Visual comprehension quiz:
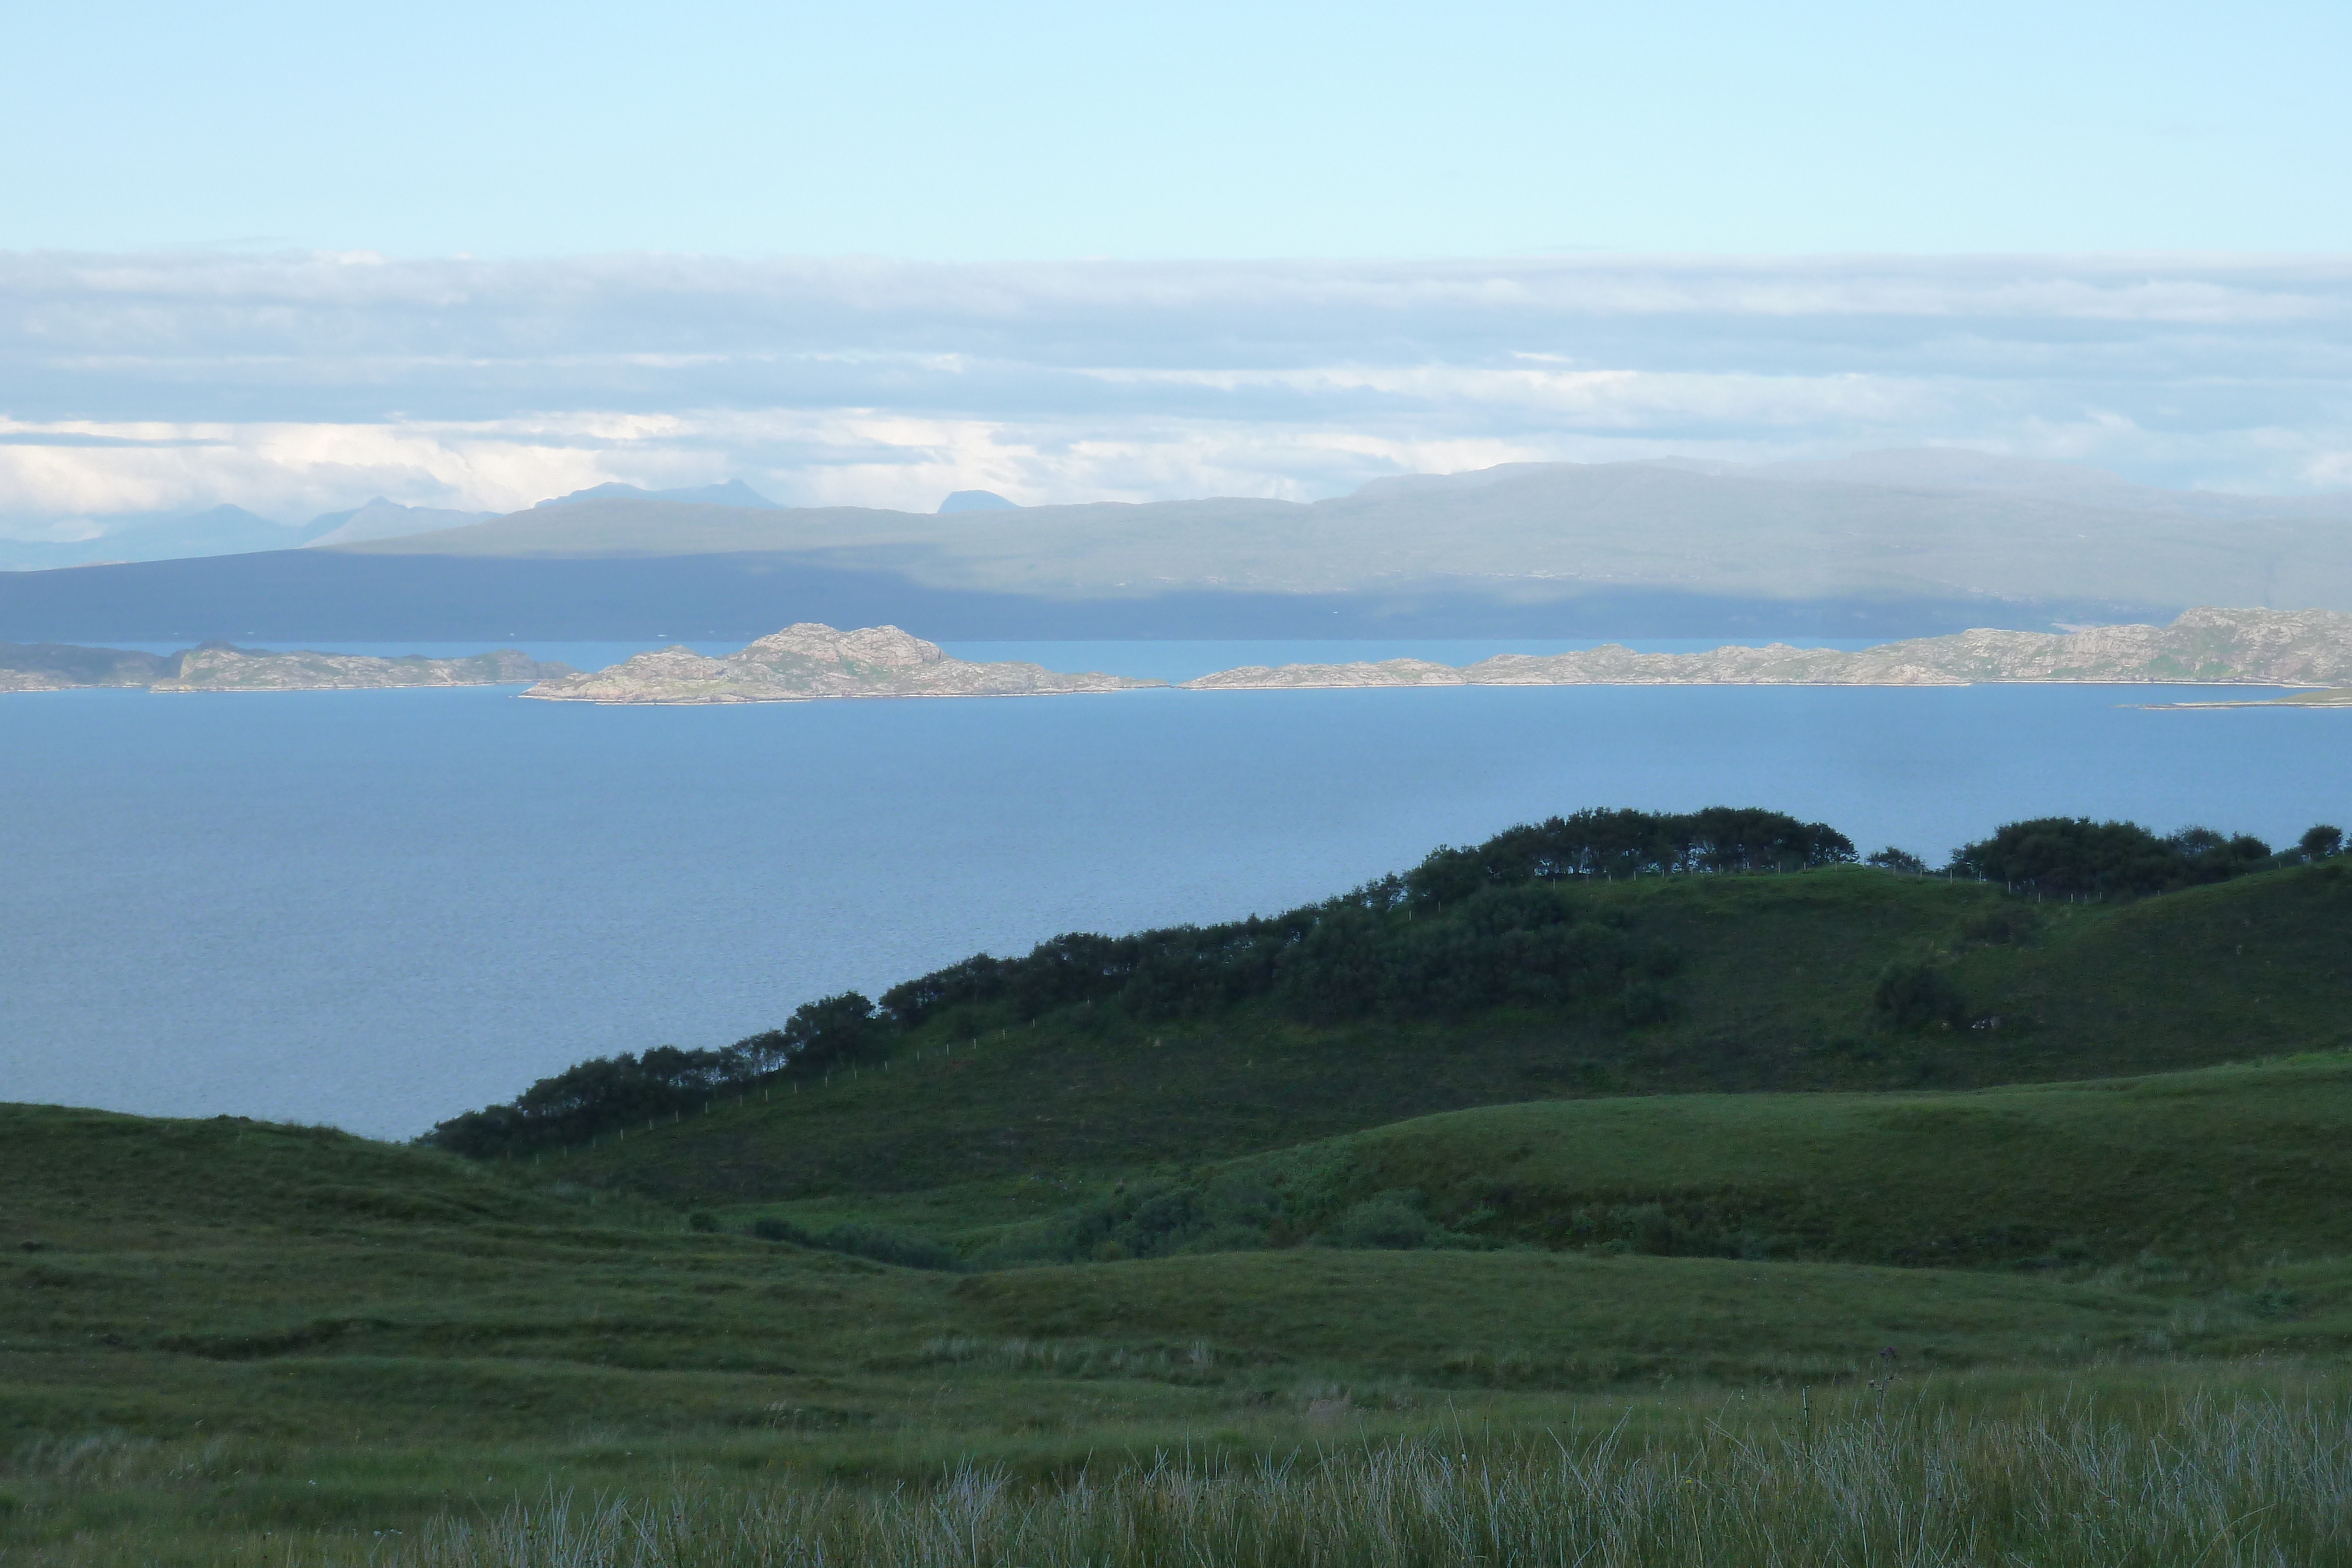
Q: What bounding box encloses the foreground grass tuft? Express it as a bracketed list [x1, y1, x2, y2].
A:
[389, 1394, 2352, 1567]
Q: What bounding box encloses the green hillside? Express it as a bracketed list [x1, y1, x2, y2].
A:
[10, 1081, 2352, 1562]
[15, 811, 2352, 1562]
[1047, 1055, 2352, 1267]
[543, 858, 2352, 1205]
[6, 1091, 2348, 1435]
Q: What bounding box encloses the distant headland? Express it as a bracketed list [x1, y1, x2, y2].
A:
[1181, 607, 2352, 693]
[0, 642, 572, 694]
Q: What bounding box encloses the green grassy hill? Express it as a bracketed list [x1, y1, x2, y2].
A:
[553, 861, 2352, 1205]
[14, 827, 2352, 1562]
[11, 1060, 2352, 1558]
[6, 1092, 2347, 1450]
[1135, 1055, 2352, 1269]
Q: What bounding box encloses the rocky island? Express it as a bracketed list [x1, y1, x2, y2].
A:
[0, 641, 572, 693]
[1183, 607, 2352, 691]
[521, 623, 1162, 703]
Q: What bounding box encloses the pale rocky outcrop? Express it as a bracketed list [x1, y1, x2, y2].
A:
[153, 646, 571, 691]
[522, 623, 1164, 704]
[1181, 608, 2352, 691]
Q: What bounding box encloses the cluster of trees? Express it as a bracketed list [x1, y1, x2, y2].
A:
[425, 990, 882, 1158]
[1402, 807, 1857, 901]
[1943, 817, 2339, 898]
[883, 808, 1843, 1029]
[881, 888, 1677, 1031]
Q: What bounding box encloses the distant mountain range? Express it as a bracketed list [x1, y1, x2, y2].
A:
[4, 452, 2349, 641]
[0, 497, 495, 569]
[0, 484, 793, 571]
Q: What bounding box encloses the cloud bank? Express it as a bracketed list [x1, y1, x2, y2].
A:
[2, 251, 2348, 534]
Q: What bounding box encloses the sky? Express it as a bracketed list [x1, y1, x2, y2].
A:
[3, 0, 2350, 530]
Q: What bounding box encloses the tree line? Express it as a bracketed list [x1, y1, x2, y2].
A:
[423, 805, 2335, 1159]
[1942, 817, 2336, 898]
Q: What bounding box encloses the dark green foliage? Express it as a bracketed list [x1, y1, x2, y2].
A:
[1334, 1192, 1435, 1250]
[1872, 963, 1970, 1031]
[425, 994, 880, 1157]
[425, 1043, 757, 1158]
[1959, 904, 2042, 946]
[1400, 807, 1856, 904]
[995, 1174, 1492, 1265]
[881, 807, 1842, 1031]
[1271, 886, 1679, 1025]
[1017, 1179, 1267, 1264]
[1867, 847, 1929, 874]
[1948, 817, 2274, 897]
[883, 887, 1509, 1031]
[772, 991, 883, 1072]
[2301, 824, 2344, 861]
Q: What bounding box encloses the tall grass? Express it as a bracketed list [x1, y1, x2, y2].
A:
[396, 1395, 2351, 1567]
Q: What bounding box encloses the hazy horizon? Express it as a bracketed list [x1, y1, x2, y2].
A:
[5, 251, 2350, 549]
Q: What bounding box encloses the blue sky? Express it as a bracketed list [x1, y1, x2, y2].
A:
[2, 1, 2348, 527]
[9, 0, 2349, 258]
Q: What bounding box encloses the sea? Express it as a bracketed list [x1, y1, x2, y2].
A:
[5, 636, 2347, 1139]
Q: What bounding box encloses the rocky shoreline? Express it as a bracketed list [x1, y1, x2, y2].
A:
[519, 623, 1160, 704]
[1180, 608, 2352, 691]
[11, 607, 2351, 702]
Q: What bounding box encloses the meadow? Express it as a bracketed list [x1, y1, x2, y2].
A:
[7, 835, 2352, 1562]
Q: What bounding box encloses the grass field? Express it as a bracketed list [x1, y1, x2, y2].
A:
[9, 861, 2352, 1562]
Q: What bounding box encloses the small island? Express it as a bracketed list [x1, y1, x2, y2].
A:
[520, 623, 1161, 703]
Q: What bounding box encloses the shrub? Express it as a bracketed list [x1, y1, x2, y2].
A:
[1948, 817, 2272, 898]
[1872, 963, 1969, 1032]
[1335, 1194, 1433, 1251]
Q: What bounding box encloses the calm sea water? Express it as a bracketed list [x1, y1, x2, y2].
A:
[4, 646, 2346, 1138]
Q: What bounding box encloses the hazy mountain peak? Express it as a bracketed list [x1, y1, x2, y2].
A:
[535, 479, 777, 510]
[302, 498, 495, 549]
[1347, 463, 1575, 500]
[938, 489, 1019, 513]
[0, 503, 300, 571]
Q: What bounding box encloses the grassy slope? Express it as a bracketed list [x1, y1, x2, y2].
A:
[0, 1109, 958, 1430]
[956, 1250, 2175, 1385]
[9, 1068, 2352, 1556]
[564, 862, 2352, 1204]
[1215, 1054, 2352, 1268]
[10, 1095, 2342, 1449]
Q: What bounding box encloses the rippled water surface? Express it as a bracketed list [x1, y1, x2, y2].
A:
[4, 645, 2346, 1136]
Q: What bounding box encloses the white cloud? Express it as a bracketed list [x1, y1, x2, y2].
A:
[1, 250, 2347, 529]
